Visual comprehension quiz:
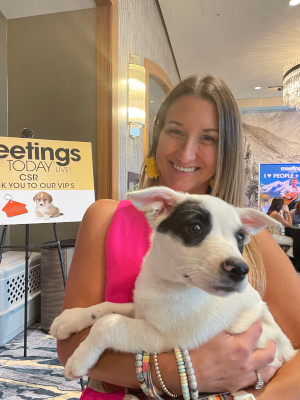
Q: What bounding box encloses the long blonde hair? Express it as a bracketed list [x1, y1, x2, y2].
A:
[140, 75, 266, 296]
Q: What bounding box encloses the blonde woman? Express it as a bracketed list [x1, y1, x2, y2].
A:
[57, 76, 300, 400]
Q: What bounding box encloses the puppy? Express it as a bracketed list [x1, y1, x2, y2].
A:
[33, 191, 61, 220]
[50, 186, 297, 381]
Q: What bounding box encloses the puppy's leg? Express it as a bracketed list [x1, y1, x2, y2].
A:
[50, 302, 134, 340]
[64, 314, 167, 380]
[256, 308, 297, 365]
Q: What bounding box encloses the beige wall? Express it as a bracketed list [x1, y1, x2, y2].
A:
[117, 0, 179, 199]
[7, 9, 97, 247]
[0, 11, 7, 137]
[237, 96, 283, 109]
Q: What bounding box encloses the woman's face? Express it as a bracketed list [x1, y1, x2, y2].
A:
[156, 95, 219, 194]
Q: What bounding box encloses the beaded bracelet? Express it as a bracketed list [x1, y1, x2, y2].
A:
[135, 351, 165, 400]
[181, 348, 199, 400]
[153, 352, 179, 398]
[135, 351, 150, 397]
[174, 347, 190, 400]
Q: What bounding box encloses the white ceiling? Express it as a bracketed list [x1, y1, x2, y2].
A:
[0, 0, 95, 19]
[1, 0, 299, 100]
[158, 0, 300, 99]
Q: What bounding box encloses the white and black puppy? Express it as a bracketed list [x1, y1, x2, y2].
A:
[33, 191, 61, 220]
[50, 186, 297, 380]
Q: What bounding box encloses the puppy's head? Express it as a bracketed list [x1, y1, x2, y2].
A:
[128, 187, 279, 296]
[33, 191, 53, 206]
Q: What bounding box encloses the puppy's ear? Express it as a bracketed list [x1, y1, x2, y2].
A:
[127, 186, 183, 224]
[48, 194, 53, 203]
[235, 208, 280, 243]
[33, 194, 36, 201]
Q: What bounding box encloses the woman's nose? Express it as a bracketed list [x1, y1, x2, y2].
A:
[176, 137, 197, 164]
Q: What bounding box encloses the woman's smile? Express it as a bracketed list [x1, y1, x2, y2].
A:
[171, 162, 199, 173]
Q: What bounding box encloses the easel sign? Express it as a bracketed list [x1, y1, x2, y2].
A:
[0, 137, 95, 225]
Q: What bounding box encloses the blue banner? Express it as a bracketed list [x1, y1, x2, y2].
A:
[259, 163, 300, 213]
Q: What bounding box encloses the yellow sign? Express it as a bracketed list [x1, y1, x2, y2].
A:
[0, 137, 95, 225]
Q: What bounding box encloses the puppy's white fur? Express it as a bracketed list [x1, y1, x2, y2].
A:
[33, 191, 60, 220]
[51, 187, 297, 380]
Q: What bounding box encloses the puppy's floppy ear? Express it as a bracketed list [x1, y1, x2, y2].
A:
[47, 193, 53, 203]
[33, 194, 37, 201]
[127, 186, 183, 224]
[235, 208, 280, 243]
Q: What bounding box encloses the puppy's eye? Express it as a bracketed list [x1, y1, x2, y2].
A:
[236, 230, 245, 242]
[188, 223, 201, 234]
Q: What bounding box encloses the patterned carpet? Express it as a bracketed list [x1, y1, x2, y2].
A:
[0, 324, 86, 399]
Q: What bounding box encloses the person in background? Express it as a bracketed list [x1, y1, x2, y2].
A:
[57, 75, 300, 400]
[291, 200, 300, 226]
[266, 197, 292, 228]
[280, 177, 300, 210]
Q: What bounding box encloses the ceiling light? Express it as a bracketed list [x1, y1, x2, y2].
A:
[289, 0, 300, 6]
[254, 86, 262, 90]
[283, 56, 300, 110]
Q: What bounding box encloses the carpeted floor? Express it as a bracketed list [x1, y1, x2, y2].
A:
[0, 324, 86, 399]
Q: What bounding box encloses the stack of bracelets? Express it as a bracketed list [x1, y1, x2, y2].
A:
[134, 348, 239, 400]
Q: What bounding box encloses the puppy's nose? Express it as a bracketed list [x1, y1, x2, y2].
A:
[222, 258, 249, 282]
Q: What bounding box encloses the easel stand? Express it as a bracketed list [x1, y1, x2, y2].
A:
[0, 223, 66, 357]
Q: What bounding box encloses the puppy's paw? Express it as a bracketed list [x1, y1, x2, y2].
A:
[64, 353, 87, 380]
[49, 308, 92, 340]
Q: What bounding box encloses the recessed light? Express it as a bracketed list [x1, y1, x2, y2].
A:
[254, 86, 262, 90]
[289, 0, 300, 6]
[150, 100, 155, 103]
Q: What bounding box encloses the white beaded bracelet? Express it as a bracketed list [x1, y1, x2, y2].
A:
[181, 347, 199, 400]
[153, 352, 179, 398]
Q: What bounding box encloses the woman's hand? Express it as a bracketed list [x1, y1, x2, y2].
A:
[190, 320, 279, 394]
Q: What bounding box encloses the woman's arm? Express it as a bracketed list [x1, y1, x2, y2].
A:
[245, 229, 300, 399]
[270, 211, 292, 227]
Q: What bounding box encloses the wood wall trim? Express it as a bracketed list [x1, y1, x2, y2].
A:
[144, 58, 173, 157]
[96, 0, 118, 200]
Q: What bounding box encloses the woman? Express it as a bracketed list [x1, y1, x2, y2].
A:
[266, 197, 292, 228]
[57, 75, 300, 399]
[291, 200, 300, 226]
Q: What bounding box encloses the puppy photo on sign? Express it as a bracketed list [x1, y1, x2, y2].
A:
[33, 191, 62, 220]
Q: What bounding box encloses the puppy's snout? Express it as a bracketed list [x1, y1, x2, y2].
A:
[222, 258, 249, 282]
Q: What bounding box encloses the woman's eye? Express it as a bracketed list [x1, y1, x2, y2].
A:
[169, 129, 184, 137]
[198, 135, 216, 145]
[188, 223, 201, 234]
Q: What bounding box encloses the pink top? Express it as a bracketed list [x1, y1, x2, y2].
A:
[80, 201, 152, 400]
[104, 200, 152, 302]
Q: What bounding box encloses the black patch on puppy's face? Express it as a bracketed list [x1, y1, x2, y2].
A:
[157, 200, 212, 246]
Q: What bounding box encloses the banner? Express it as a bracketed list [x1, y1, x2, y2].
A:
[0, 137, 95, 225]
[259, 163, 300, 213]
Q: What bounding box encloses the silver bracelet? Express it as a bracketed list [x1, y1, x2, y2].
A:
[153, 352, 179, 398]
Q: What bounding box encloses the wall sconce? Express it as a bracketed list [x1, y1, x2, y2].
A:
[128, 56, 146, 138]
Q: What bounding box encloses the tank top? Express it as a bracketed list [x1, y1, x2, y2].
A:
[81, 201, 152, 400]
[104, 200, 152, 302]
